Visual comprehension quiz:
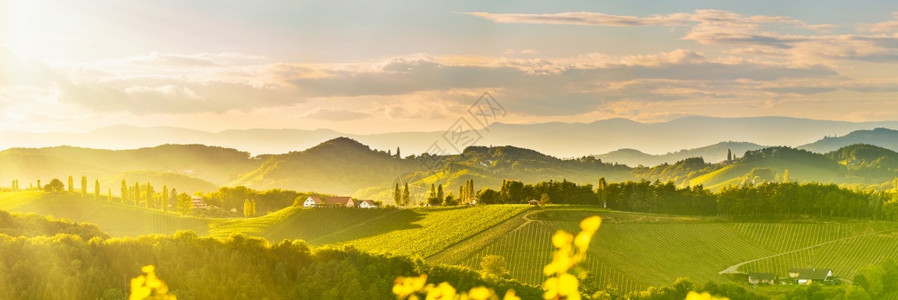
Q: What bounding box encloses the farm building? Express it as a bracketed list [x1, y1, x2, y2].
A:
[747, 273, 775, 285]
[191, 196, 208, 209]
[347, 199, 379, 208]
[302, 196, 324, 207]
[788, 268, 833, 285]
[303, 195, 355, 208]
[528, 199, 539, 206]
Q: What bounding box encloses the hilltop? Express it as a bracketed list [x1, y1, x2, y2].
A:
[801, 127, 898, 153]
[596, 141, 765, 167]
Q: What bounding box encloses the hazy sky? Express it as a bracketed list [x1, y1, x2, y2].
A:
[3, 0, 898, 134]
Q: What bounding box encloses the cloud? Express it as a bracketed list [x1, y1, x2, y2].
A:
[465, 11, 690, 27]
[465, 9, 820, 29]
[302, 108, 369, 121]
[861, 12, 898, 33]
[25, 49, 841, 118]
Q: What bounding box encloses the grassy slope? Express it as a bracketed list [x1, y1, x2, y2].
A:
[209, 204, 532, 259]
[0, 191, 209, 236]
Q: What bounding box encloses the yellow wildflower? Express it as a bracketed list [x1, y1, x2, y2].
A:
[685, 291, 729, 300]
[467, 286, 493, 300]
[579, 216, 601, 233]
[425, 282, 457, 300]
[502, 290, 521, 300]
[552, 231, 574, 248]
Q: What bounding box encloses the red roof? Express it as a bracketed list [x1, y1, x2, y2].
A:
[307, 195, 324, 204]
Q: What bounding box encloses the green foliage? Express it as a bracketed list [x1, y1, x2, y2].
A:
[0, 232, 540, 299]
[176, 193, 193, 215]
[80, 175, 87, 198]
[480, 255, 510, 279]
[243, 199, 256, 217]
[44, 178, 64, 192]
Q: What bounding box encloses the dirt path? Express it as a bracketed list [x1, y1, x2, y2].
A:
[510, 209, 544, 232]
[719, 229, 892, 274]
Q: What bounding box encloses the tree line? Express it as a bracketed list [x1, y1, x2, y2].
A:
[475, 178, 898, 220]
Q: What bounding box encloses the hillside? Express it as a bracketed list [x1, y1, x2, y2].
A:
[100, 170, 219, 195]
[427, 206, 898, 293]
[230, 137, 419, 195]
[826, 144, 898, 182]
[0, 209, 108, 239]
[0, 144, 259, 188]
[688, 147, 847, 189]
[596, 141, 765, 167]
[0, 191, 209, 237]
[801, 127, 898, 153]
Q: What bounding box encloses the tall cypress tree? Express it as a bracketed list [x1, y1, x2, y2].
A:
[133, 182, 141, 206]
[162, 185, 169, 212]
[80, 176, 87, 198]
[94, 179, 100, 200]
[67, 176, 74, 193]
[121, 180, 128, 204]
[402, 183, 410, 207]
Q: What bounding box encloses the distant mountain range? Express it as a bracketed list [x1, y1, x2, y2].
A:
[4, 130, 898, 203]
[3, 116, 898, 158]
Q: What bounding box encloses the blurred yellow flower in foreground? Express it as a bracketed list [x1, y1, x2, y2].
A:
[129, 265, 176, 300]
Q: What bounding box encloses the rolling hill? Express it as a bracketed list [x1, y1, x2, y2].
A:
[0, 144, 258, 189]
[6, 137, 898, 205]
[687, 147, 847, 189]
[595, 141, 765, 167]
[4, 116, 898, 158]
[0, 191, 209, 237]
[801, 127, 898, 153]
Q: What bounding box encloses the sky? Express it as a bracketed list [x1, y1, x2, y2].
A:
[3, 0, 898, 134]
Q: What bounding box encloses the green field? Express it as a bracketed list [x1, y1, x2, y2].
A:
[3, 190, 898, 294]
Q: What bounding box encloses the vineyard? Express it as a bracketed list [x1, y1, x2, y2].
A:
[430, 207, 898, 293]
[739, 227, 898, 280]
[3, 190, 898, 293]
[325, 205, 531, 257]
